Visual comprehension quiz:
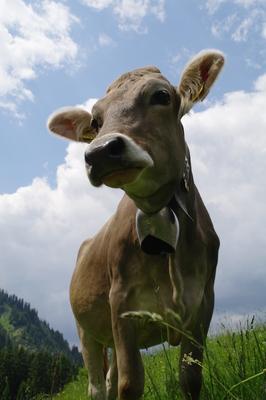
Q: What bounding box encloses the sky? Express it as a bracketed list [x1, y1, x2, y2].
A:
[0, 0, 266, 346]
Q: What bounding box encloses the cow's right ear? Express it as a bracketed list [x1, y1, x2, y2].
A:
[47, 107, 96, 142]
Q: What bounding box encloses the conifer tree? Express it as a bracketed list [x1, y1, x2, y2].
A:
[17, 380, 31, 400]
[2, 378, 11, 400]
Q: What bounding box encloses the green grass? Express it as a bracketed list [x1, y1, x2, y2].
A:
[55, 318, 266, 400]
[52, 369, 88, 400]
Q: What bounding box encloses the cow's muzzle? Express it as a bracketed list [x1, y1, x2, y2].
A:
[84, 133, 153, 188]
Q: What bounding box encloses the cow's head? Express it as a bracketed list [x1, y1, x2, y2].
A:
[48, 50, 224, 214]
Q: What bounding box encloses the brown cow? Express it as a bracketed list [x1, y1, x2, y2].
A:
[48, 50, 224, 400]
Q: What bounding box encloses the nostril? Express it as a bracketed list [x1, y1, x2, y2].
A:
[84, 136, 125, 166]
[84, 150, 93, 166]
[107, 137, 125, 157]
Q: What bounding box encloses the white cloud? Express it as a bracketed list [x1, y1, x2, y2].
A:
[245, 58, 262, 69]
[0, 141, 122, 345]
[170, 47, 194, 77]
[211, 13, 237, 38]
[0, 0, 79, 115]
[231, 10, 260, 41]
[81, 98, 98, 111]
[150, 0, 165, 22]
[254, 73, 266, 90]
[82, 0, 165, 32]
[82, 0, 114, 9]
[205, 0, 226, 14]
[206, 0, 265, 14]
[183, 73, 266, 316]
[234, 0, 266, 7]
[98, 32, 115, 46]
[205, 0, 266, 43]
[1, 75, 266, 343]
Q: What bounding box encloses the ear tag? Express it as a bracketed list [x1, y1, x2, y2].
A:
[191, 83, 204, 102]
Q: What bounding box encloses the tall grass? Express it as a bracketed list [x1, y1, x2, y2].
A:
[201, 317, 266, 400]
[55, 316, 266, 400]
[53, 369, 88, 400]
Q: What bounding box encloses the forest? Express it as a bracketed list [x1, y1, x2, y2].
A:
[0, 290, 82, 400]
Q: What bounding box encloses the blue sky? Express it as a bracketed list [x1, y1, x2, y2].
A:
[2, 0, 264, 193]
[1, 0, 266, 345]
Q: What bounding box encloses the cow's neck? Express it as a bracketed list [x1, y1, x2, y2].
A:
[136, 143, 197, 255]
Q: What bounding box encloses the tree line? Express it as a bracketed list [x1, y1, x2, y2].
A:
[0, 343, 79, 400]
[0, 289, 82, 365]
[0, 289, 83, 399]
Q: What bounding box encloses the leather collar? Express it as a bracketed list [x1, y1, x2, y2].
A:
[169, 143, 194, 222]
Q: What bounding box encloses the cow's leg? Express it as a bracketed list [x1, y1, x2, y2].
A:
[179, 333, 204, 400]
[106, 350, 118, 400]
[179, 275, 215, 400]
[110, 291, 144, 400]
[78, 325, 106, 400]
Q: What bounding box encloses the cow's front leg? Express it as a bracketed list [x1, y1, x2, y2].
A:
[179, 334, 204, 400]
[106, 350, 118, 400]
[110, 289, 144, 400]
[179, 275, 215, 400]
[77, 324, 106, 400]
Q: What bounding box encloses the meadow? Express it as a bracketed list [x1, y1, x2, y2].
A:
[54, 316, 266, 400]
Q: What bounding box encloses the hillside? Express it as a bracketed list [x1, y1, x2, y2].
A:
[0, 289, 82, 365]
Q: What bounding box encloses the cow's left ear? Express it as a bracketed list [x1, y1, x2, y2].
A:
[47, 107, 96, 142]
[178, 50, 225, 117]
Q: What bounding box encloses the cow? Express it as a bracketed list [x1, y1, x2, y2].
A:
[47, 50, 224, 400]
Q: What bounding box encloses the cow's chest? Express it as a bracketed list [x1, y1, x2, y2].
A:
[108, 205, 209, 347]
[117, 252, 204, 347]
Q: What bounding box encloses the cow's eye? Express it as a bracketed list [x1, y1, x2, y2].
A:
[150, 90, 171, 106]
[90, 117, 102, 133]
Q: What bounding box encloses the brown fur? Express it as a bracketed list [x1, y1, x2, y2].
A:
[107, 66, 161, 93]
